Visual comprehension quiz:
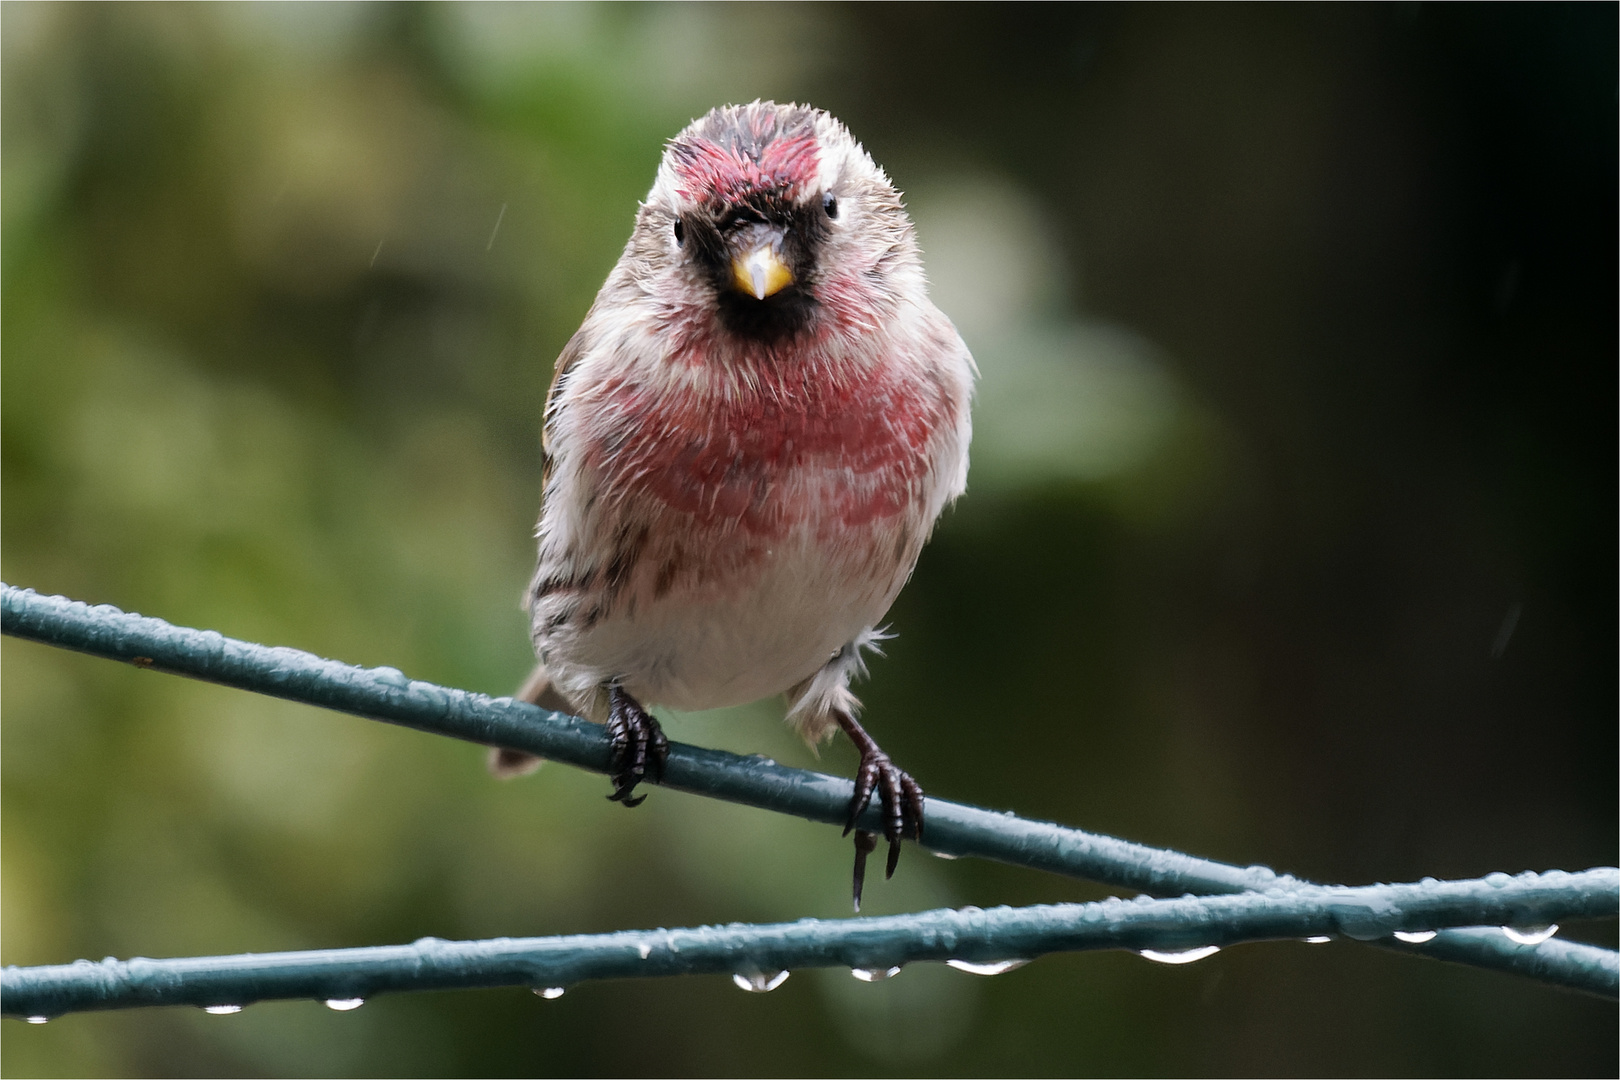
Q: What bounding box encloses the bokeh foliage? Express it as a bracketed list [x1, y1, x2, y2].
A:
[2, 4, 1614, 1076]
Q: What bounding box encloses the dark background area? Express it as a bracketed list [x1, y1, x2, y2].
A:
[3, 3, 1614, 1076]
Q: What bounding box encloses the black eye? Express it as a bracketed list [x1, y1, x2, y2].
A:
[673, 219, 685, 244]
[822, 192, 839, 220]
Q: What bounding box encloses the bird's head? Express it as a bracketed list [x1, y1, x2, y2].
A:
[633, 102, 918, 345]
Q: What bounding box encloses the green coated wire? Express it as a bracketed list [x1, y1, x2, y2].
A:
[4, 868, 1616, 1018]
[2, 583, 1615, 1001]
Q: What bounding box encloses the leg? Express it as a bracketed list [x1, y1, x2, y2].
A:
[836, 709, 925, 911]
[606, 685, 668, 807]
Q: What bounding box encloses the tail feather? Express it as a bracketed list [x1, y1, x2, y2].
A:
[486, 663, 579, 779]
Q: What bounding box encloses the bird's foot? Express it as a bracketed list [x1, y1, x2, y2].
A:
[606, 686, 668, 807]
[836, 711, 924, 911]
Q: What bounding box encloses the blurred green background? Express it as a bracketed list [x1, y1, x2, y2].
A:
[3, 3, 1615, 1076]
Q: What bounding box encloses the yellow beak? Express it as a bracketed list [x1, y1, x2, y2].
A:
[730, 244, 794, 299]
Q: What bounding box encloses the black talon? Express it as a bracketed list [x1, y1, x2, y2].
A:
[605, 686, 667, 807]
[835, 710, 924, 907]
[852, 829, 878, 911]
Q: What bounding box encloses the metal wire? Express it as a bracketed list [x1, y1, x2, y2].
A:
[3, 583, 1616, 1001]
[4, 869, 1615, 1018]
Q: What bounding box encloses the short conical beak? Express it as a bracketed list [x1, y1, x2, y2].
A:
[731, 244, 794, 299]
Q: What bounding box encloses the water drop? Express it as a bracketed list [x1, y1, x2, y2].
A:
[533, 987, 566, 1000]
[25, 1016, 48, 1025]
[732, 970, 790, 993]
[371, 666, 410, 689]
[204, 1005, 243, 1015]
[1502, 924, 1559, 945]
[1139, 946, 1221, 965]
[1485, 872, 1512, 888]
[637, 942, 653, 959]
[324, 998, 365, 1011]
[931, 850, 961, 860]
[850, 966, 902, 982]
[1303, 936, 1332, 944]
[1393, 930, 1437, 944]
[945, 959, 1029, 976]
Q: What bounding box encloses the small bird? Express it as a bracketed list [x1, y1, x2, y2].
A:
[492, 102, 975, 909]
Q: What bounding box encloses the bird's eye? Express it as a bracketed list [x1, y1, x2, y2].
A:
[673, 219, 685, 245]
[822, 193, 839, 220]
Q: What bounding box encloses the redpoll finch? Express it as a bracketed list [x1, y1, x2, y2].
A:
[491, 102, 975, 909]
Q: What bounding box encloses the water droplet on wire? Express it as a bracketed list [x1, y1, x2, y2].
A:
[324, 998, 365, 1011]
[25, 1016, 48, 1025]
[851, 966, 902, 982]
[1502, 924, 1558, 945]
[1393, 930, 1437, 944]
[945, 959, 1028, 976]
[732, 970, 790, 993]
[533, 987, 566, 1000]
[204, 1005, 243, 1015]
[1139, 946, 1221, 965]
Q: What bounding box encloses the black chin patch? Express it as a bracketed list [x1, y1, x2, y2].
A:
[678, 192, 828, 345]
[715, 285, 817, 343]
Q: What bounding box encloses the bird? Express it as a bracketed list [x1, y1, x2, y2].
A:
[490, 101, 975, 910]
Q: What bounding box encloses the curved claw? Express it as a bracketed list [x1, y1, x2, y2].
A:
[852, 829, 878, 912]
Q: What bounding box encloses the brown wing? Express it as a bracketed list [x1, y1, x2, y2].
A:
[526, 327, 591, 616]
[540, 327, 589, 488]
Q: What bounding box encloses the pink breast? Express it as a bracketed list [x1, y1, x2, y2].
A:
[587, 351, 946, 539]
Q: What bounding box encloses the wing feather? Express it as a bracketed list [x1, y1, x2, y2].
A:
[540, 327, 589, 487]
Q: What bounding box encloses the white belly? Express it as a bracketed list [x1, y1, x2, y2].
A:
[552, 524, 906, 712]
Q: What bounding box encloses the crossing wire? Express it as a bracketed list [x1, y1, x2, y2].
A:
[2, 583, 1615, 1004]
[5, 869, 1616, 1017]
